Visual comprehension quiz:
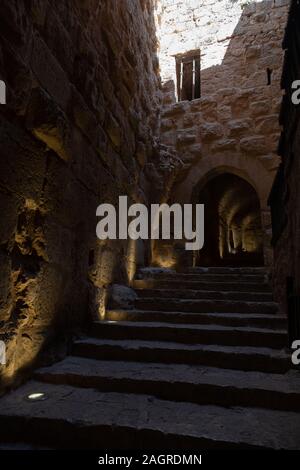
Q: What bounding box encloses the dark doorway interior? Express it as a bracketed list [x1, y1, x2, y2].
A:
[197, 173, 264, 266]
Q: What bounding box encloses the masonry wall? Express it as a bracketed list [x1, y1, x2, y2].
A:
[270, 0, 300, 314]
[0, 0, 161, 388]
[156, 0, 289, 266]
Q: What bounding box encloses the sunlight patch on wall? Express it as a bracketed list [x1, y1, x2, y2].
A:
[157, 0, 267, 83]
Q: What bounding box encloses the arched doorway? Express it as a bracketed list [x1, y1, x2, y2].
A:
[196, 173, 264, 266]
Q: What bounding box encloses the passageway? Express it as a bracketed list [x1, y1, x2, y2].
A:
[196, 173, 264, 267]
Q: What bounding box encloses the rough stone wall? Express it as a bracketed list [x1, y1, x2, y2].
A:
[271, 0, 300, 313]
[0, 0, 161, 389]
[156, 0, 289, 266]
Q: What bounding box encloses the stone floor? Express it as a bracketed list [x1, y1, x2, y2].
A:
[0, 267, 300, 449]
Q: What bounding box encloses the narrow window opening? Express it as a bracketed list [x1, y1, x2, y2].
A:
[176, 50, 201, 101]
[267, 68, 273, 86]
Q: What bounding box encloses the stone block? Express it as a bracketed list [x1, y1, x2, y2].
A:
[240, 136, 267, 155]
[26, 87, 70, 162]
[259, 154, 281, 171]
[176, 130, 197, 145]
[1, 44, 33, 115]
[136, 141, 147, 167]
[250, 100, 271, 117]
[273, 0, 290, 7]
[71, 85, 100, 146]
[105, 112, 122, 150]
[256, 115, 279, 134]
[0, 114, 47, 199]
[245, 46, 262, 60]
[189, 143, 202, 157]
[161, 118, 174, 131]
[44, 9, 75, 77]
[199, 122, 223, 141]
[228, 119, 252, 137]
[30, 34, 71, 111]
[0, 0, 32, 53]
[217, 105, 232, 122]
[162, 101, 190, 117]
[108, 284, 137, 309]
[30, 0, 49, 28]
[0, 191, 19, 244]
[212, 138, 237, 152]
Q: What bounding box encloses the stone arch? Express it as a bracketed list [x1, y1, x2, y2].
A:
[172, 155, 275, 210]
[171, 156, 275, 267]
[191, 166, 260, 205]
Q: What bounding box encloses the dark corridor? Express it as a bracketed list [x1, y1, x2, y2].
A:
[196, 173, 264, 267]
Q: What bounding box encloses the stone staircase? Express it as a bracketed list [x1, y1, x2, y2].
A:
[1, 267, 300, 449]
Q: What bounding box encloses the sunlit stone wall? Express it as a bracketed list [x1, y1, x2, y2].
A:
[156, 0, 289, 266]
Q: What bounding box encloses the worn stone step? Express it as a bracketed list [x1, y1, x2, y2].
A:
[134, 288, 274, 302]
[1, 381, 299, 449]
[91, 321, 286, 349]
[72, 337, 290, 373]
[106, 310, 287, 329]
[135, 298, 278, 314]
[184, 267, 267, 275]
[138, 267, 267, 275]
[0, 443, 52, 450]
[133, 279, 272, 292]
[137, 272, 266, 283]
[34, 357, 300, 412]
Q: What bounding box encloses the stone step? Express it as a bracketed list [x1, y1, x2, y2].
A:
[133, 279, 272, 292]
[137, 272, 266, 283]
[184, 267, 267, 274]
[134, 298, 278, 314]
[34, 356, 300, 412]
[0, 443, 52, 450]
[134, 288, 274, 302]
[90, 321, 286, 349]
[138, 267, 267, 276]
[72, 337, 290, 373]
[106, 310, 287, 329]
[1, 381, 299, 449]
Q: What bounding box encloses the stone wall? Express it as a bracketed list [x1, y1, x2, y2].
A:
[0, 0, 161, 389]
[156, 0, 289, 266]
[270, 0, 300, 314]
